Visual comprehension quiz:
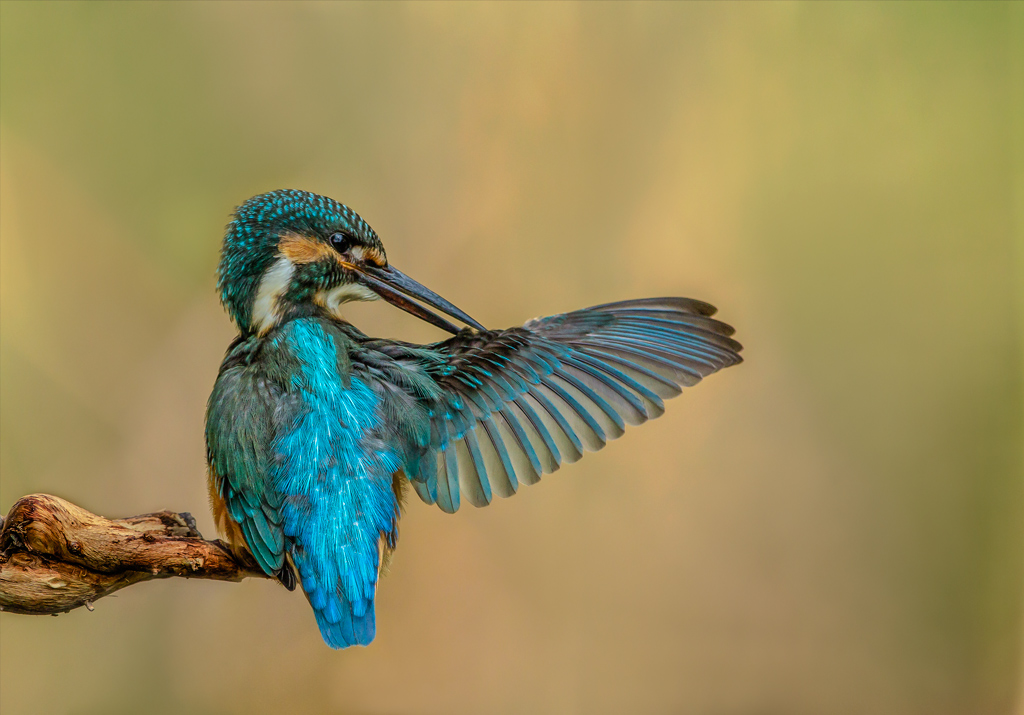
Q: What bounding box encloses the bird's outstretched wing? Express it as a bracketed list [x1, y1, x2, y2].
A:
[408, 297, 743, 513]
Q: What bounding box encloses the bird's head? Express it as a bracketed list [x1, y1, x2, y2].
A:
[218, 190, 483, 336]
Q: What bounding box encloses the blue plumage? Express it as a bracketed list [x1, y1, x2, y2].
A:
[276, 320, 400, 647]
[206, 191, 743, 648]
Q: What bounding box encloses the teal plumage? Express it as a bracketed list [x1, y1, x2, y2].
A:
[206, 190, 743, 648]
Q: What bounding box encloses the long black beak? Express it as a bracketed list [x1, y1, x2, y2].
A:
[355, 264, 486, 335]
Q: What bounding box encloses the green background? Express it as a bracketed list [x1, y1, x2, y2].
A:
[1, 3, 1021, 714]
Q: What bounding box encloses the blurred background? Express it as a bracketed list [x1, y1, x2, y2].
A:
[1, 3, 1021, 714]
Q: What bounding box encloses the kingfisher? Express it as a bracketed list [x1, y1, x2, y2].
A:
[206, 189, 742, 649]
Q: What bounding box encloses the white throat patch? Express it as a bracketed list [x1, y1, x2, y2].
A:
[315, 282, 379, 320]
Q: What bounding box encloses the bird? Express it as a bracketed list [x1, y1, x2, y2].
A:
[206, 189, 743, 649]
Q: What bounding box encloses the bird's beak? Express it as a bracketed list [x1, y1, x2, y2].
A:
[352, 263, 486, 335]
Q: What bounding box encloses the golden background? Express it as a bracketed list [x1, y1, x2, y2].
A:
[1, 3, 1021, 714]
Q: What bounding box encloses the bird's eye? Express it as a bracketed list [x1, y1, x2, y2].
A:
[329, 232, 354, 253]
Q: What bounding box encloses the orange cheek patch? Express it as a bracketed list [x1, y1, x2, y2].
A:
[278, 233, 337, 265]
[363, 247, 386, 267]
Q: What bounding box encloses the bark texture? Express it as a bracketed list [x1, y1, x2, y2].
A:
[0, 494, 267, 615]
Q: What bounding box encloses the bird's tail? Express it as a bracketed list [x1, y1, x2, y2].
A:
[290, 544, 378, 649]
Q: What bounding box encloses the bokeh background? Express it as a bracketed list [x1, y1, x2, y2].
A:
[1, 3, 1021, 714]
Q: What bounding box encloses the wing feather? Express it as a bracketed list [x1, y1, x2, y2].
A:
[408, 298, 742, 511]
[206, 364, 287, 575]
[479, 417, 519, 498]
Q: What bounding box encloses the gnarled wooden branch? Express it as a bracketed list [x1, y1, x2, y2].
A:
[0, 494, 268, 615]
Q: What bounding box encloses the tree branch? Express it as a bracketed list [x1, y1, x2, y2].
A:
[0, 494, 268, 615]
